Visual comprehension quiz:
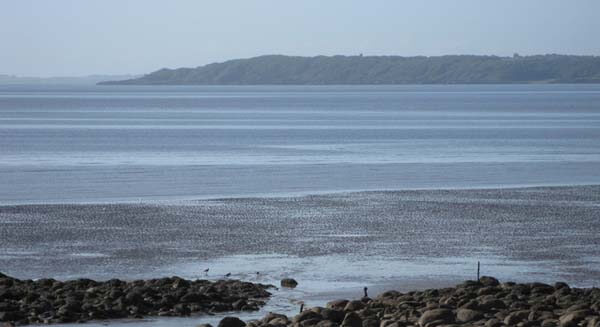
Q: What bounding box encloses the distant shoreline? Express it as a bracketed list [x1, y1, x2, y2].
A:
[99, 54, 600, 85]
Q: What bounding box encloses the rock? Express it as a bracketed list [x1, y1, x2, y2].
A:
[456, 308, 483, 322]
[281, 279, 298, 288]
[478, 286, 500, 296]
[565, 303, 590, 313]
[0, 312, 24, 322]
[316, 321, 339, 327]
[587, 317, 600, 327]
[541, 319, 559, 327]
[341, 312, 362, 327]
[418, 309, 454, 326]
[344, 300, 365, 311]
[218, 317, 246, 327]
[293, 311, 323, 324]
[378, 291, 401, 299]
[479, 298, 507, 311]
[270, 318, 290, 326]
[459, 299, 479, 310]
[362, 318, 379, 327]
[313, 308, 345, 323]
[558, 310, 589, 327]
[504, 310, 530, 325]
[381, 322, 404, 327]
[485, 318, 503, 327]
[479, 276, 500, 287]
[327, 300, 350, 310]
[262, 312, 289, 324]
[301, 318, 323, 327]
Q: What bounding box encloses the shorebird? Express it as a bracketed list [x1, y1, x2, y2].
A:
[203, 268, 209, 274]
[362, 287, 372, 303]
[225, 272, 231, 278]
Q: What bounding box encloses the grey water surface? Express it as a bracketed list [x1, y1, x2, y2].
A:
[1, 85, 600, 326]
[1, 84, 600, 204]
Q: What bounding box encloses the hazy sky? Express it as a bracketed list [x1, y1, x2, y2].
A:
[2, 0, 600, 77]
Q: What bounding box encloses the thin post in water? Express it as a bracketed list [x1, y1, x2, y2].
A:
[477, 261, 480, 280]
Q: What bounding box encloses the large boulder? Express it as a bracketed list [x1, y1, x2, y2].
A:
[558, 310, 589, 327]
[418, 308, 454, 326]
[343, 300, 365, 311]
[327, 300, 349, 310]
[281, 279, 298, 288]
[218, 317, 246, 327]
[479, 276, 500, 287]
[456, 308, 483, 323]
[341, 312, 362, 327]
[503, 310, 530, 325]
[293, 310, 323, 324]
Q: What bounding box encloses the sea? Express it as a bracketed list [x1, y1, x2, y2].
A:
[1, 84, 600, 326]
[1, 84, 600, 204]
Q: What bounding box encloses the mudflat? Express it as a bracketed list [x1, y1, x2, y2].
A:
[1, 185, 599, 286]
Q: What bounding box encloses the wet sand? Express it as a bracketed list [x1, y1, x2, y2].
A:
[1, 186, 600, 325]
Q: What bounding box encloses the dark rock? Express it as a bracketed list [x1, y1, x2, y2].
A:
[293, 310, 323, 323]
[504, 310, 530, 325]
[341, 312, 362, 327]
[0, 312, 24, 322]
[218, 317, 246, 327]
[485, 318, 503, 327]
[417, 309, 454, 326]
[320, 309, 345, 323]
[327, 300, 350, 310]
[565, 303, 590, 313]
[316, 320, 339, 327]
[479, 276, 500, 287]
[479, 298, 507, 311]
[181, 292, 206, 303]
[558, 310, 589, 327]
[301, 318, 323, 327]
[281, 279, 298, 288]
[456, 308, 483, 322]
[344, 301, 365, 311]
[541, 319, 559, 327]
[262, 312, 289, 324]
[361, 318, 379, 327]
[587, 317, 600, 327]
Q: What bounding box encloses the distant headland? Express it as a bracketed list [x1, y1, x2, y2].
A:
[99, 54, 600, 85]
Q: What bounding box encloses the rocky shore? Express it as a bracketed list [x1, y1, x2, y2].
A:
[218, 276, 599, 327]
[0, 272, 272, 325]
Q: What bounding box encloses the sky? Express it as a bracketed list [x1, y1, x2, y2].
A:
[1, 0, 600, 77]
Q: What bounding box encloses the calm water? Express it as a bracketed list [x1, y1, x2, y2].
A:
[1, 84, 600, 204]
